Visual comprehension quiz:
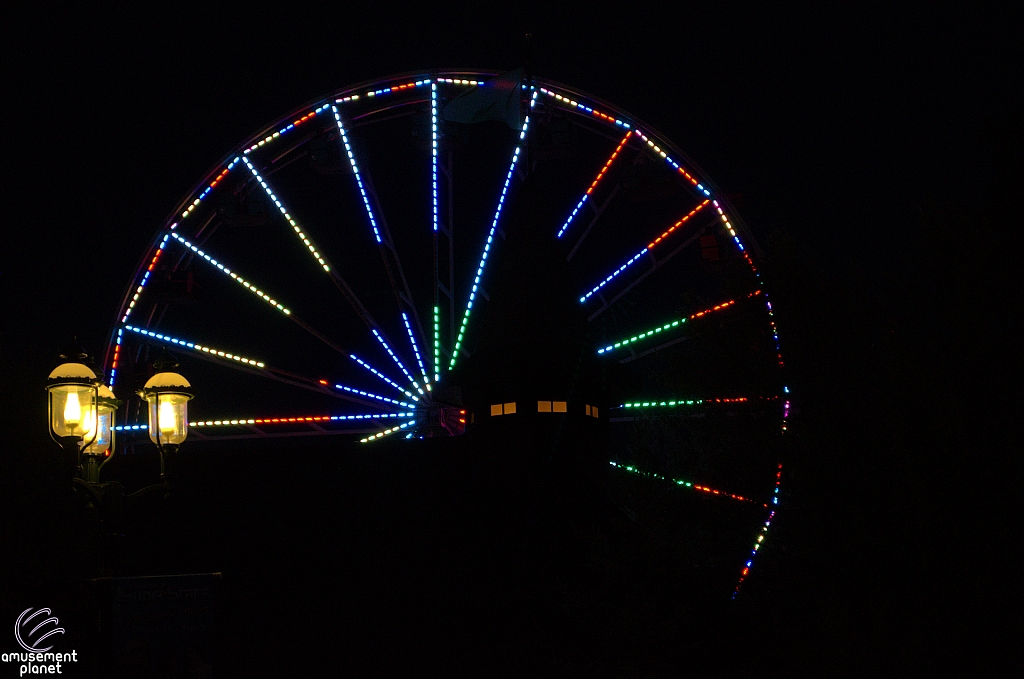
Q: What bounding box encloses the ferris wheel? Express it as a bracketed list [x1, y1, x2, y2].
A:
[104, 70, 789, 597]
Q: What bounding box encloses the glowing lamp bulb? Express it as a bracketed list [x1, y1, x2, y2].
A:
[80, 406, 95, 437]
[64, 391, 82, 428]
[158, 400, 176, 433]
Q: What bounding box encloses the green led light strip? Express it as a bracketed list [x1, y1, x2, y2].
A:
[597, 291, 762, 355]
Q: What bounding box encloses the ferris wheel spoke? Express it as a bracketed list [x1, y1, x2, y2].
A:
[240, 156, 332, 272]
[614, 396, 779, 410]
[191, 411, 415, 430]
[565, 183, 622, 263]
[332, 107, 428, 349]
[595, 291, 762, 360]
[402, 312, 431, 387]
[348, 353, 419, 402]
[359, 419, 417, 443]
[608, 461, 758, 504]
[332, 383, 417, 410]
[180, 413, 417, 442]
[579, 200, 711, 305]
[120, 324, 397, 411]
[372, 327, 425, 395]
[557, 130, 632, 240]
[450, 91, 539, 369]
[166, 232, 355, 359]
[586, 214, 718, 322]
[240, 154, 400, 342]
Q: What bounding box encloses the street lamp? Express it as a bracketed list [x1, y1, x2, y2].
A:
[138, 353, 193, 481]
[81, 385, 121, 484]
[47, 360, 100, 477]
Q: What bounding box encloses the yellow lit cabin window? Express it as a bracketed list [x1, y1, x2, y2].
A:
[553, 401, 566, 413]
[490, 404, 502, 416]
[586, 405, 600, 418]
[504, 402, 516, 414]
[538, 401, 552, 412]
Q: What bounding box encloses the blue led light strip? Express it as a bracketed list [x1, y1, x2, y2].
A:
[360, 419, 416, 443]
[372, 328, 424, 395]
[191, 412, 415, 427]
[242, 104, 331, 154]
[349, 354, 417, 401]
[242, 157, 330, 272]
[431, 82, 439, 232]
[121, 234, 170, 323]
[334, 384, 415, 409]
[580, 248, 648, 302]
[581, 201, 711, 303]
[169, 233, 291, 314]
[450, 91, 538, 368]
[332, 106, 382, 243]
[557, 130, 632, 238]
[403, 312, 430, 387]
[123, 325, 266, 367]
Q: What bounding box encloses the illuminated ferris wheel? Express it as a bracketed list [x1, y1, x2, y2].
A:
[105, 70, 789, 597]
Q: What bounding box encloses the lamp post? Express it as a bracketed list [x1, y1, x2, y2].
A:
[138, 352, 194, 483]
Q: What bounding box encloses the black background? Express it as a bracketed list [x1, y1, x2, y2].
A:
[2, 3, 1018, 676]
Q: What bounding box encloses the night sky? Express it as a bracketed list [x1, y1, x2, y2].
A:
[2, 5, 1017, 676]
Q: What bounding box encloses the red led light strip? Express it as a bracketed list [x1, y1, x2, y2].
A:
[647, 200, 710, 249]
[588, 131, 632, 195]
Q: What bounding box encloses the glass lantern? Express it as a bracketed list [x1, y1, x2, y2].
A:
[139, 371, 194, 451]
[47, 362, 99, 450]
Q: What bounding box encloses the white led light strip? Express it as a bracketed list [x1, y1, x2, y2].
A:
[360, 419, 416, 443]
[242, 157, 330, 272]
[123, 325, 265, 367]
[169, 233, 290, 314]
